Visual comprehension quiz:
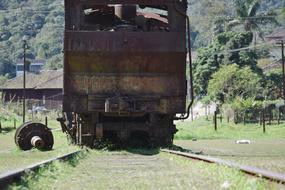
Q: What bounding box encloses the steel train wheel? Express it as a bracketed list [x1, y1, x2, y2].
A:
[14, 122, 54, 151]
[149, 114, 176, 147]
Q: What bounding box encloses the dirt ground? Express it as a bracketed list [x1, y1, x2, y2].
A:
[174, 139, 285, 174]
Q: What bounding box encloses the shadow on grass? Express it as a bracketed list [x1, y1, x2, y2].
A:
[93, 142, 161, 155]
[92, 139, 161, 155]
[125, 144, 194, 155]
[65, 150, 87, 167]
[126, 148, 160, 155]
[0, 127, 15, 134]
[92, 141, 193, 155]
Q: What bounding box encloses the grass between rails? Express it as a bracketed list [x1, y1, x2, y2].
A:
[175, 116, 285, 140]
[8, 150, 282, 190]
[8, 150, 87, 190]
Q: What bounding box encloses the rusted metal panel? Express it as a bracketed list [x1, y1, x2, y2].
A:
[66, 52, 185, 74]
[63, 0, 187, 115]
[63, 94, 185, 113]
[66, 32, 185, 52]
[67, 74, 183, 95]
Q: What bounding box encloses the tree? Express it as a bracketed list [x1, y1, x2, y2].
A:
[207, 64, 262, 103]
[188, 0, 234, 47]
[0, 74, 8, 86]
[44, 54, 63, 70]
[0, 58, 15, 77]
[193, 31, 260, 96]
[263, 70, 283, 100]
[226, 0, 279, 42]
[0, 0, 64, 77]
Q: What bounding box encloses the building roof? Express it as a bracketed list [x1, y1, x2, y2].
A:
[0, 70, 63, 90]
[16, 59, 46, 65]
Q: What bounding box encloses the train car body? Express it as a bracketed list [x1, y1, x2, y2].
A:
[60, 0, 189, 147]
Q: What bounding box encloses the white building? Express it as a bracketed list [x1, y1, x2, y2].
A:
[16, 59, 46, 76]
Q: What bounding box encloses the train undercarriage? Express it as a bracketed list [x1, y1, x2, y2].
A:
[58, 112, 177, 147]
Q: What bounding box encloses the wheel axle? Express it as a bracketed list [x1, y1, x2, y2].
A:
[15, 122, 54, 151]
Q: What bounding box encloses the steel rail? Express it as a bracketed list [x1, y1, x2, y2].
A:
[0, 150, 82, 189]
[161, 149, 285, 184]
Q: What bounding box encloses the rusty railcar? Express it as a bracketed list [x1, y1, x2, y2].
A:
[59, 0, 192, 147]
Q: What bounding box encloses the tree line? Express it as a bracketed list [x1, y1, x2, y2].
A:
[193, 0, 285, 122]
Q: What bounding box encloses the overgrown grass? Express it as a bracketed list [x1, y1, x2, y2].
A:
[161, 153, 280, 190]
[0, 102, 21, 132]
[8, 150, 281, 190]
[175, 116, 285, 140]
[8, 150, 87, 190]
[0, 107, 79, 174]
[0, 131, 80, 174]
[0, 95, 61, 132]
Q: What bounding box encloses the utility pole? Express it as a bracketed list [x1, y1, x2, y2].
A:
[276, 39, 285, 105]
[281, 40, 285, 105]
[23, 40, 27, 123]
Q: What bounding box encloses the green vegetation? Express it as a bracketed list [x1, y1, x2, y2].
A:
[0, 0, 63, 78]
[193, 31, 260, 96]
[0, 99, 78, 174]
[9, 150, 279, 190]
[189, 0, 284, 48]
[0, 0, 284, 79]
[175, 139, 285, 173]
[207, 64, 262, 103]
[175, 116, 285, 140]
[225, 0, 279, 40]
[191, 1, 285, 121]
[0, 130, 79, 173]
[0, 99, 21, 132]
[8, 153, 84, 190]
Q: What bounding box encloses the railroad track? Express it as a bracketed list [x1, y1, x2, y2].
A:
[161, 149, 285, 184]
[0, 150, 82, 189]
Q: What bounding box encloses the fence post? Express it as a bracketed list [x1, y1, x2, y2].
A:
[31, 107, 34, 121]
[45, 116, 48, 127]
[205, 106, 208, 120]
[14, 119, 16, 129]
[0, 121, 2, 133]
[214, 111, 217, 131]
[259, 111, 262, 126]
[263, 109, 266, 133]
[277, 109, 280, 125]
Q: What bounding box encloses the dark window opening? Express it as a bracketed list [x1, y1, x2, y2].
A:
[79, 4, 169, 32]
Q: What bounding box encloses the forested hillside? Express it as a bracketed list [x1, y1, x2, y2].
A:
[0, 0, 63, 79]
[0, 0, 284, 81]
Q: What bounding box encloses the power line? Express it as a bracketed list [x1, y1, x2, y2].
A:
[211, 41, 275, 56]
[261, 59, 282, 70]
[228, 42, 275, 53]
